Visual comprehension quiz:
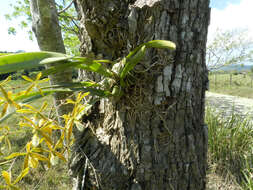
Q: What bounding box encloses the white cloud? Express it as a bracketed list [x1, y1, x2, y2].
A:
[1, 0, 252, 52]
[0, 16, 39, 52]
[208, 0, 253, 41]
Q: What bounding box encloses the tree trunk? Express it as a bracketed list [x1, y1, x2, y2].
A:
[71, 0, 210, 189]
[30, 0, 74, 125]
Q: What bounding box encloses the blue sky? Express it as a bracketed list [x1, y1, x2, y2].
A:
[0, 0, 252, 52]
[210, 0, 241, 9]
[0, 0, 39, 52]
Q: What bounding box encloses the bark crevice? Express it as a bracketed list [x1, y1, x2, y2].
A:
[71, 0, 210, 189]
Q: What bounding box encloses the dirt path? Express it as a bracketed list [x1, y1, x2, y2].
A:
[205, 91, 253, 118]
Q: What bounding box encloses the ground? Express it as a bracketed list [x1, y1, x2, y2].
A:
[206, 91, 253, 119]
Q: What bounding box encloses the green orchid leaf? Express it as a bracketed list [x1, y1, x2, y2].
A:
[73, 57, 115, 78]
[41, 62, 81, 77]
[69, 87, 111, 97]
[42, 81, 100, 89]
[144, 40, 176, 50]
[120, 45, 146, 81]
[13, 89, 70, 103]
[0, 52, 67, 74]
[40, 56, 73, 65]
[12, 87, 109, 106]
[120, 40, 176, 85]
[96, 60, 115, 64]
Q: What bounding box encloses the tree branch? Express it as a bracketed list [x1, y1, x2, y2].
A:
[58, 0, 75, 15]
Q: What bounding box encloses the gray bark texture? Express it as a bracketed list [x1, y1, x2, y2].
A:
[30, 0, 74, 124]
[71, 0, 210, 189]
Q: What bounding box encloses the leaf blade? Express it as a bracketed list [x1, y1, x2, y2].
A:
[0, 52, 67, 74]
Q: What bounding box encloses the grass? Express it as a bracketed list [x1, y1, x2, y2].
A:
[0, 79, 72, 189]
[1, 79, 253, 189]
[206, 106, 253, 190]
[209, 73, 253, 98]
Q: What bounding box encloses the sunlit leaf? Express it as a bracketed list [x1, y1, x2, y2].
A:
[97, 59, 115, 64]
[0, 51, 67, 75]
[0, 76, 12, 86]
[66, 99, 76, 104]
[24, 84, 35, 95]
[32, 147, 49, 153]
[22, 116, 36, 127]
[39, 56, 73, 65]
[0, 135, 4, 143]
[5, 137, 11, 151]
[16, 109, 34, 114]
[1, 103, 8, 117]
[26, 142, 31, 152]
[42, 81, 100, 89]
[31, 152, 48, 162]
[39, 131, 53, 145]
[41, 61, 82, 77]
[28, 156, 38, 168]
[54, 151, 66, 162]
[120, 45, 146, 82]
[39, 102, 48, 112]
[23, 155, 29, 169]
[2, 171, 11, 185]
[120, 40, 176, 85]
[13, 168, 29, 185]
[21, 75, 33, 82]
[144, 40, 176, 50]
[73, 57, 115, 78]
[13, 89, 69, 103]
[0, 86, 12, 104]
[4, 152, 26, 160]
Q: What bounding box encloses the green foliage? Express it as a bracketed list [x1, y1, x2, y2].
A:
[207, 28, 253, 71]
[0, 76, 86, 189]
[0, 40, 175, 188]
[7, 27, 16, 35]
[206, 106, 253, 188]
[0, 40, 176, 100]
[5, 0, 32, 41]
[0, 52, 68, 75]
[5, 0, 80, 54]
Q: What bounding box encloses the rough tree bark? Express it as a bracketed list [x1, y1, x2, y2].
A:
[71, 0, 210, 189]
[30, 0, 74, 124]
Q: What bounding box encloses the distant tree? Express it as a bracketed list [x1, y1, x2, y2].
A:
[5, 0, 80, 55]
[207, 28, 253, 71]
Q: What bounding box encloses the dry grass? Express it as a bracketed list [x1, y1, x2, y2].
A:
[206, 172, 241, 190]
[209, 73, 253, 99]
[1, 79, 253, 189]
